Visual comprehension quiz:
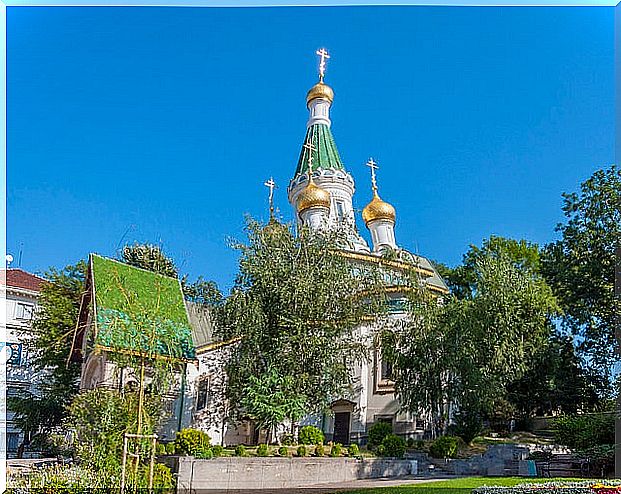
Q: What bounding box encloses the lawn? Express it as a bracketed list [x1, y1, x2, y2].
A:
[338, 476, 582, 494]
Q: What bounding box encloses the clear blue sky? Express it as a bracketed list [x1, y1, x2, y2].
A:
[8, 6, 614, 291]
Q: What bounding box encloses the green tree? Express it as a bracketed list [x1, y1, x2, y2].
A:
[386, 244, 559, 436]
[220, 218, 388, 421]
[8, 262, 86, 457]
[541, 165, 621, 387]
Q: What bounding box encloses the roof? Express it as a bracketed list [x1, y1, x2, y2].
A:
[185, 301, 215, 350]
[294, 123, 344, 178]
[90, 254, 195, 361]
[0, 269, 46, 292]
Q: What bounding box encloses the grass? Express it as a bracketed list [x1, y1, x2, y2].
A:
[338, 477, 583, 494]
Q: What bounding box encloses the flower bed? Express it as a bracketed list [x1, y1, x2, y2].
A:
[473, 481, 621, 494]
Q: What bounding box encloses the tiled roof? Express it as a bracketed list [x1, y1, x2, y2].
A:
[0, 268, 46, 292]
[294, 123, 345, 178]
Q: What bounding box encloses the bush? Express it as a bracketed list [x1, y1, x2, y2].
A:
[376, 444, 385, 456]
[278, 446, 289, 457]
[297, 445, 307, 457]
[175, 428, 211, 456]
[234, 445, 247, 457]
[165, 442, 176, 455]
[416, 440, 425, 450]
[429, 436, 460, 459]
[406, 437, 415, 448]
[314, 443, 325, 456]
[281, 433, 296, 446]
[195, 446, 214, 459]
[212, 445, 224, 457]
[299, 426, 325, 445]
[256, 444, 269, 457]
[156, 442, 166, 455]
[368, 421, 392, 449]
[330, 443, 342, 457]
[450, 409, 483, 445]
[552, 413, 614, 450]
[380, 434, 406, 458]
[348, 443, 360, 457]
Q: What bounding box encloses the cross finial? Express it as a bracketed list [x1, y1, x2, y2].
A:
[366, 157, 379, 192]
[264, 177, 277, 217]
[303, 140, 317, 179]
[316, 48, 330, 83]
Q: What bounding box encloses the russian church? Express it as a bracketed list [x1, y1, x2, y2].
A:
[75, 50, 448, 447]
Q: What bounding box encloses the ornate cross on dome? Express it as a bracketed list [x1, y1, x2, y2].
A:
[366, 157, 379, 192]
[316, 48, 330, 83]
[303, 140, 317, 177]
[264, 177, 277, 217]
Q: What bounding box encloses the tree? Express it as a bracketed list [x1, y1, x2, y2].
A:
[541, 165, 621, 388]
[8, 262, 86, 457]
[386, 242, 559, 436]
[219, 218, 388, 426]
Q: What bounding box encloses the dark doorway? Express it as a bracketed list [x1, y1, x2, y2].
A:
[333, 412, 351, 445]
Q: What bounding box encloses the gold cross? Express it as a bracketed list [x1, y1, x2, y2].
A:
[264, 177, 276, 208]
[316, 48, 330, 83]
[303, 140, 317, 177]
[366, 157, 379, 191]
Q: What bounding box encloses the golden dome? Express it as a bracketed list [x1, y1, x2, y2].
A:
[297, 179, 331, 213]
[362, 191, 396, 224]
[306, 82, 334, 106]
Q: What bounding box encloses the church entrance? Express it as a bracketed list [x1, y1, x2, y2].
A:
[333, 412, 351, 445]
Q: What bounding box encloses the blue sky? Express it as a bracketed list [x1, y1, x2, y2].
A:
[8, 6, 615, 291]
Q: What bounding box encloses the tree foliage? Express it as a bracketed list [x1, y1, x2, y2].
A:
[541, 165, 621, 385]
[8, 262, 86, 456]
[220, 218, 388, 421]
[386, 240, 559, 435]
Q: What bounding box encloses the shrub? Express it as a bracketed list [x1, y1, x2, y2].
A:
[416, 440, 425, 450]
[297, 445, 307, 457]
[450, 409, 483, 445]
[212, 445, 224, 457]
[528, 450, 552, 461]
[278, 446, 289, 457]
[195, 446, 214, 459]
[299, 426, 325, 445]
[156, 442, 166, 455]
[175, 428, 211, 456]
[256, 444, 269, 457]
[348, 443, 360, 457]
[552, 413, 614, 450]
[429, 435, 460, 459]
[406, 437, 415, 448]
[314, 443, 325, 456]
[281, 433, 296, 446]
[234, 444, 247, 457]
[165, 442, 176, 455]
[376, 444, 385, 456]
[380, 434, 406, 458]
[330, 443, 342, 457]
[368, 421, 392, 449]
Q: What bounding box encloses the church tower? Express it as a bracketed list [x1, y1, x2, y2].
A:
[288, 49, 370, 253]
[362, 158, 397, 253]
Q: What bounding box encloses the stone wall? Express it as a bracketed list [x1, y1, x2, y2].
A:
[176, 457, 417, 492]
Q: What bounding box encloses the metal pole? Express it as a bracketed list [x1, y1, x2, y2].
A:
[121, 434, 128, 493]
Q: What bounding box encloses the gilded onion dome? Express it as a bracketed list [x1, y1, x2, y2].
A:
[297, 178, 331, 213]
[306, 82, 334, 107]
[362, 190, 396, 224]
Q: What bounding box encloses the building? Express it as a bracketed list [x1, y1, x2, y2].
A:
[0, 268, 46, 457]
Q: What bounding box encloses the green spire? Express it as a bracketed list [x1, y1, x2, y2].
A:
[294, 124, 345, 178]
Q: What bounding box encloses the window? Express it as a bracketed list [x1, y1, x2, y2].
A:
[380, 358, 393, 381]
[335, 201, 345, 222]
[7, 433, 20, 453]
[196, 377, 210, 411]
[15, 303, 33, 321]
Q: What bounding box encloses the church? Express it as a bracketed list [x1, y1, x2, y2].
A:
[76, 50, 449, 447]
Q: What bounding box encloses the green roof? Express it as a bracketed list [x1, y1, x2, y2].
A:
[90, 254, 195, 361]
[294, 124, 345, 177]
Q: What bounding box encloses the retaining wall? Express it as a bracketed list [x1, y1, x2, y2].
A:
[176, 456, 417, 492]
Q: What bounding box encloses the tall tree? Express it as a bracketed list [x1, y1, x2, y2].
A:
[541, 165, 621, 387]
[8, 262, 86, 456]
[386, 241, 559, 436]
[219, 218, 388, 428]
